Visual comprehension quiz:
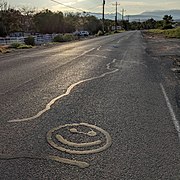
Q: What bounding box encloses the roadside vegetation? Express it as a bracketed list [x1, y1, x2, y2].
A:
[53, 34, 78, 42]
[143, 15, 180, 39]
[0, 45, 10, 53]
[148, 28, 180, 38]
[0, 1, 179, 38]
[0, 2, 103, 37]
[24, 36, 35, 46]
[0, 0, 179, 54]
[10, 43, 33, 49]
[8, 36, 35, 50]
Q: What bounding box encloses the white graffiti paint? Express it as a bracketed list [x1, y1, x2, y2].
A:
[47, 123, 112, 168]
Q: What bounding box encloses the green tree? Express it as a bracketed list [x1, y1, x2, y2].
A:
[84, 15, 102, 34]
[162, 15, 173, 29]
[0, 8, 23, 35]
[19, 6, 36, 32]
[64, 12, 80, 33]
[33, 9, 64, 33]
[144, 18, 156, 29]
[103, 19, 114, 33]
[155, 20, 163, 29]
[0, 21, 6, 36]
[119, 20, 131, 30]
[130, 21, 141, 30]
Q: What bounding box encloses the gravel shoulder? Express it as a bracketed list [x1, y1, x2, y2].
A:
[143, 30, 180, 109]
[143, 31, 180, 72]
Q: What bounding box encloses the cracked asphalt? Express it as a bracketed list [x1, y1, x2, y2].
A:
[1, 31, 180, 179]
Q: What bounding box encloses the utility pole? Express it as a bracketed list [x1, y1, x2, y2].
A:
[112, 2, 120, 31]
[121, 8, 126, 21]
[102, 0, 105, 33]
[127, 15, 130, 22]
[115, 2, 118, 30]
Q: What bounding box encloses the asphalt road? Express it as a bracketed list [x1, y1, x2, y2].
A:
[1, 31, 180, 179]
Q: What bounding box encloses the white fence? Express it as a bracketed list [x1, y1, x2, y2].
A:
[0, 34, 58, 45]
[0, 37, 25, 45]
[34, 34, 57, 45]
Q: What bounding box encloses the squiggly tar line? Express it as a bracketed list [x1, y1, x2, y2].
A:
[8, 59, 119, 123]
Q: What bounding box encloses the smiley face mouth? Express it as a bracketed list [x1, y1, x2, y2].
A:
[56, 134, 102, 148]
[47, 123, 112, 155]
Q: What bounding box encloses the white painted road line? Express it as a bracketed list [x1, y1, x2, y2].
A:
[160, 83, 180, 140]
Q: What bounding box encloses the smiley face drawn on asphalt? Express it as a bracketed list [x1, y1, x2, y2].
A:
[47, 123, 112, 168]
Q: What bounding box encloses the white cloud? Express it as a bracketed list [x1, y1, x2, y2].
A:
[7, 0, 180, 14]
[120, 1, 147, 7]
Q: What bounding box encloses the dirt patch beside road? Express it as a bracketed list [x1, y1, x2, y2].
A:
[143, 31, 180, 108]
[143, 31, 180, 77]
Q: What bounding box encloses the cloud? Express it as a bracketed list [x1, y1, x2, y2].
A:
[7, 0, 180, 15]
[108, 0, 180, 14]
[120, 1, 147, 7]
[50, 0, 102, 13]
[51, 5, 69, 12]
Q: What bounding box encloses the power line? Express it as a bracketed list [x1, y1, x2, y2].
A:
[50, 0, 103, 14]
[86, 4, 103, 12]
[50, 0, 86, 13]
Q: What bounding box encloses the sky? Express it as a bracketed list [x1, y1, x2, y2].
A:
[6, 0, 180, 15]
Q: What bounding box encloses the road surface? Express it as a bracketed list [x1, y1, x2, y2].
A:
[0, 31, 180, 179]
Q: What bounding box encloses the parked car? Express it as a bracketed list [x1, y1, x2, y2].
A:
[79, 31, 89, 36]
[73, 31, 89, 37]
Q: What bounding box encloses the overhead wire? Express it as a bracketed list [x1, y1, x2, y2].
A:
[50, 0, 102, 13]
[50, 0, 86, 13]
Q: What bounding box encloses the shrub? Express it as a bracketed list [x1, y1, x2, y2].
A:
[164, 28, 180, 38]
[53, 34, 65, 42]
[162, 24, 173, 30]
[148, 28, 180, 38]
[24, 36, 35, 46]
[17, 44, 33, 49]
[53, 34, 76, 42]
[10, 43, 21, 48]
[63, 34, 75, 41]
[97, 30, 104, 36]
[10, 43, 32, 49]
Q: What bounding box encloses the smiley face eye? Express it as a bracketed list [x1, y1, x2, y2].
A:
[69, 128, 97, 137]
[69, 128, 78, 133]
[87, 130, 97, 136]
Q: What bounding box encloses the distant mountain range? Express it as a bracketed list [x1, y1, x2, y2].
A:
[88, 9, 180, 22]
